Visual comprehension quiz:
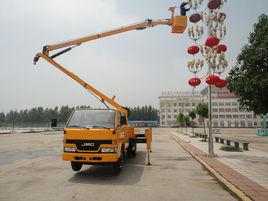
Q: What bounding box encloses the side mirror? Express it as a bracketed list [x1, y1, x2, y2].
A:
[51, 119, 57, 128]
[120, 116, 127, 125]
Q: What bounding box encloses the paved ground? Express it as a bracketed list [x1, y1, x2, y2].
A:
[184, 127, 268, 153]
[174, 128, 268, 189]
[172, 128, 268, 200]
[0, 129, 237, 201]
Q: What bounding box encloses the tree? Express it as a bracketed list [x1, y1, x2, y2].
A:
[188, 110, 196, 134]
[0, 112, 5, 122]
[227, 14, 268, 115]
[127, 105, 158, 121]
[176, 113, 184, 133]
[196, 103, 208, 135]
[183, 115, 190, 134]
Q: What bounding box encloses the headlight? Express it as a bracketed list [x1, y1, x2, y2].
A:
[64, 147, 76, 152]
[101, 147, 117, 153]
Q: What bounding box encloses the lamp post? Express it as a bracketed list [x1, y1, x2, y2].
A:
[186, 0, 228, 157]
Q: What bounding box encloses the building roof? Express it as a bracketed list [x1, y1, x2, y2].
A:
[200, 86, 231, 95]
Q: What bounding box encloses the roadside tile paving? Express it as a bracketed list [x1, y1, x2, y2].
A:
[171, 130, 268, 201]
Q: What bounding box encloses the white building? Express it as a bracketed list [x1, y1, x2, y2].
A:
[201, 86, 261, 128]
[159, 91, 204, 126]
[159, 87, 261, 128]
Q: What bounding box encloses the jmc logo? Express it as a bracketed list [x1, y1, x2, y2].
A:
[81, 142, 95, 147]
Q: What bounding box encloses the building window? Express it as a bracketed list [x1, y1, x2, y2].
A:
[179, 103, 183, 106]
[240, 121, 245, 128]
[247, 122, 253, 127]
[232, 108, 238, 112]
[174, 109, 177, 113]
[213, 108, 218, 112]
[246, 115, 253, 119]
[185, 103, 190, 106]
[174, 103, 177, 107]
[233, 115, 239, 118]
[220, 121, 224, 127]
[240, 115, 245, 118]
[161, 115, 165, 119]
[174, 115, 177, 118]
[226, 115, 232, 119]
[167, 115, 171, 119]
[167, 103, 171, 107]
[219, 115, 225, 119]
[232, 102, 238, 106]
[225, 108, 231, 112]
[239, 107, 244, 112]
[212, 102, 218, 106]
[225, 102, 231, 106]
[179, 109, 184, 113]
[219, 102, 224, 106]
[254, 122, 257, 126]
[162, 122, 165, 125]
[213, 121, 218, 127]
[192, 103, 195, 106]
[213, 115, 218, 118]
[161, 109, 165, 113]
[219, 108, 225, 112]
[234, 121, 239, 128]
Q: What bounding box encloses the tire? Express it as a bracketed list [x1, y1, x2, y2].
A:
[113, 146, 125, 173]
[113, 156, 123, 173]
[71, 162, 83, 171]
[127, 143, 137, 157]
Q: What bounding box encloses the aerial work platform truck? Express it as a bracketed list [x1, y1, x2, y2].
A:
[34, 4, 187, 173]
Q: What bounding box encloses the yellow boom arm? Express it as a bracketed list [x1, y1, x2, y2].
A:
[34, 7, 187, 115]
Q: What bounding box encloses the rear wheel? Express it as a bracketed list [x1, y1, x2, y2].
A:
[71, 162, 83, 171]
[127, 142, 137, 157]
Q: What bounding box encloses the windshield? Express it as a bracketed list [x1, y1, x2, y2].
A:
[67, 109, 115, 129]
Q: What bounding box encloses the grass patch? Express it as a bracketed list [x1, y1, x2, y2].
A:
[220, 145, 242, 152]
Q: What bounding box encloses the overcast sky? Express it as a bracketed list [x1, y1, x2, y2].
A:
[1, 0, 268, 113]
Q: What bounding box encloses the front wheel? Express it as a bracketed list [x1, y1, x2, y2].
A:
[113, 146, 125, 173]
[71, 162, 83, 171]
[113, 156, 124, 173]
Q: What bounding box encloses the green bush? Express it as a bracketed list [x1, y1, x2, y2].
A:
[220, 145, 242, 152]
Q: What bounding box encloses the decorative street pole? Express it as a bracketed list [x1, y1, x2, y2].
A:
[186, 0, 228, 157]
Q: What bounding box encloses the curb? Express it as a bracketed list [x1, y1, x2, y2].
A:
[170, 134, 252, 201]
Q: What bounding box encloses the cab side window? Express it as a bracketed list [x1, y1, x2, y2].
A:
[117, 112, 121, 128]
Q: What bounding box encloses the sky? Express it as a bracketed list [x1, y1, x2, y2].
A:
[1, 0, 268, 113]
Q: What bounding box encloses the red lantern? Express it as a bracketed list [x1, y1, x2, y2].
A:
[205, 75, 220, 85]
[187, 45, 200, 55]
[208, 0, 221, 10]
[217, 44, 227, 53]
[189, 13, 201, 23]
[188, 77, 201, 87]
[215, 79, 227, 88]
[205, 36, 220, 47]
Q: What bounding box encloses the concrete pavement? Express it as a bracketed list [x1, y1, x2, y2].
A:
[172, 128, 268, 201]
[0, 129, 237, 201]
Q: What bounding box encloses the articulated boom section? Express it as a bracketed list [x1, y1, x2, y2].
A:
[36, 53, 128, 115]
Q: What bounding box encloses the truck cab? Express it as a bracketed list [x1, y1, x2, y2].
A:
[62, 108, 135, 173]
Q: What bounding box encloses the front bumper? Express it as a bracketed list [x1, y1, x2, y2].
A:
[62, 152, 119, 163]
